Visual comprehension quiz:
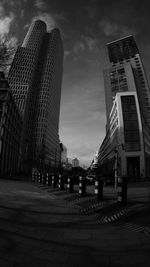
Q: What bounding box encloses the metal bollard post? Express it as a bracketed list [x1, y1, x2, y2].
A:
[35, 172, 37, 182]
[95, 178, 103, 200]
[117, 176, 127, 204]
[58, 174, 64, 190]
[79, 176, 86, 196]
[48, 174, 52, 186]
[34, 172, 36, 182]
[32, 172, 34, 182]
[38, 172, 41, 183]
[46, 173, 49, 185]
[52, 174, 57, 188]
[52, 175, 54, 187]
[41, 173, 44, 184]
[117, 176, 122, 203]
[42, 173, 46, 184]
[68, 176, 74, 193]
[122, 176, 127, 204]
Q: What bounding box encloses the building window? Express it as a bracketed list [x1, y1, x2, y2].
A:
[121, 95, 140, 152]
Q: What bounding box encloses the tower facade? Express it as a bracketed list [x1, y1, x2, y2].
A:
[104, 36, 150, 127]
[72, 158, 79, 168]
[98, 36, 150, 180]
[8, 20, 63, 174]
[0, 72, 22, 175]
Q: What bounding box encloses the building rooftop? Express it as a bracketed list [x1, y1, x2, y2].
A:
[107, 35, 139, 63]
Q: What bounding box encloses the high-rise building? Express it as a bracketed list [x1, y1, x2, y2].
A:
[104, 36, 150, 128]
[60, 143, 67, 165]
[98, 36, 150, 180]
[8, 20, 63, 174]
[0, 72, 22, 176]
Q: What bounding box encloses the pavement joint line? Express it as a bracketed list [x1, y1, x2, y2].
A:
[93, 207, 132, 224]
[117, 222, 150, 237]
[111, 216, 115, 221]
[80, 202, 106, 214]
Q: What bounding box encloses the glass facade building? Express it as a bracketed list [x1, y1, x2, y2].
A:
[8, 20, 63, 174]
[98, 36, 150, 180]
[0, 72, 22, 175]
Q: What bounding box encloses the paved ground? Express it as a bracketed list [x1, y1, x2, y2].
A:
[0, 179, 150, 267]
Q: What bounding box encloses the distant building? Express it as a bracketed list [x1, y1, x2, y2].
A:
[91, 152, 99, 172]
[66, 158, 72, 164]
[63, 158, 72, 171]
[72, 157, 79, 168]
[98, 36, 150, 180]
[0, 72, 22, 176]
[60, 143, 67, 165]
[8, 20, 63, 174]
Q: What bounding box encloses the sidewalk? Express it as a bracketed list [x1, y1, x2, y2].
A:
[0, 179, 150, 267]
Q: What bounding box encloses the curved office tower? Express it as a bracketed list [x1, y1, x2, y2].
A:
[8, 20, 63, 174]
[22, 20, 46, 49]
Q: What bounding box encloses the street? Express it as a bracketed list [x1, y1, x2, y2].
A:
[0, 179, 150, 266]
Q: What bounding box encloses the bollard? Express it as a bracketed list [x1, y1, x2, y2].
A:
[122, 176, 128, 204]
[52, 175, 54, 187]
[46, 173, 50, 185]
[38, 172, 41, 183]
[117, 176, 127, 204]
[32, 172, 35, 182]
[58, 174, 64, 190]
[67, 176, 74, 193]
[35, 172, 38, 182]
[79, 176, 86, 196]
[95, 178, 103, 200]
[42, 173, 46, 184]
[41, 173, 44, 184]
[47, 174, 52, 186]
[52, 174, 57, 188]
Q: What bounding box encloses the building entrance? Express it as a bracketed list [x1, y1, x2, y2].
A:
[127, 156, 140, 181]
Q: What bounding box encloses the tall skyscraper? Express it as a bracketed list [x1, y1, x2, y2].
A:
[8, 20, 63, 174]
[104, 36, 150, 127]
[0, 72, 22, 175]
[98, 36, 150, 180]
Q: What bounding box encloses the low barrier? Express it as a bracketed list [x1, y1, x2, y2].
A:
[58, 174, 64, 190]
[46, 173, 52, 186]
[31, 172, 128, 205]
[38, 172, 42, 183]
[35, 172, 38, 182]
[32, 172, 34, 182]
[117, 176, 127, 204]
[52, 174, 57, 188]
[79, 176, 86, 196]
[94, 178, 103, 200]
[67, 176, 74, 193]
[41, 173, 44, 184]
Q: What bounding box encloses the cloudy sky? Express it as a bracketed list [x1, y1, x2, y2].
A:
[1, 0, 150, 166]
